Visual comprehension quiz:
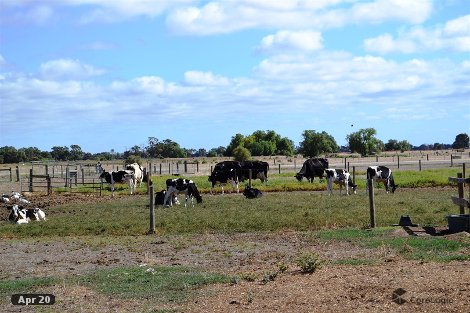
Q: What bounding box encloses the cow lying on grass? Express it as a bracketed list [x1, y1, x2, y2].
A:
[8, 204, 46, 224]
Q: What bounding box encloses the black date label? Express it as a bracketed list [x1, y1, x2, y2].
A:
[11, 294, 55, 305]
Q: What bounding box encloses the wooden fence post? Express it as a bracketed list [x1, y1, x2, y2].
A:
[16, 166, 20, 182]
[419, 160, 422, 171]
[368, 179, 376, 228]
[149, 185, 155, 234]
[46, 175, 51, 195]
[278, 164, 281, 174]
[249, 169, 252, 188]
[397, 156, 400, 169]
[457, 173, 465, 214]
[29, 169, 33, 192]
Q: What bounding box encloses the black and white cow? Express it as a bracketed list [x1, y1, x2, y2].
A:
[325, 169, 357, 195]
[164, 178, 202, 208]
[126, 163, 144, 188]
[99, 170, 136, 197]
[239, 161, 270, 184]
[25, 208, 47, 221]
[366, 166, 397, 193]
[8, 205, 29, 224]
[208, 161, 242, 194]
[295, 158, 329, 182]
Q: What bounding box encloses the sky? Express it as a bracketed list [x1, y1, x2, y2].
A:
[0, 0, 469, 153]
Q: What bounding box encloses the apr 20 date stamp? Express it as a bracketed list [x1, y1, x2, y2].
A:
[11, 294, 55, 305]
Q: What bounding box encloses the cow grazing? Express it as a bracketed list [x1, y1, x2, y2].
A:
[239, 161, 270, 184]
[295, 158, 329, 182]
[325, 169, 357, 195]
[99, 170, 136, 197]
[164, 178, 202, 208]
[243, 186, 263, 199]
[126, 163, 144, 188]
[208, 162, 241, 194]
[366, 166, 397, 193]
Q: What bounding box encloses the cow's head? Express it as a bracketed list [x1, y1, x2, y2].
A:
[294, 173, 304, 182]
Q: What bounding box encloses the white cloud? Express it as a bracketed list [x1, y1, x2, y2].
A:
[184, 71, 230, 86]
[258, 30, 323, 53]
[364, 14, 470, 54]
[39, 59, 106, 80]
[166, 0, 433, 35]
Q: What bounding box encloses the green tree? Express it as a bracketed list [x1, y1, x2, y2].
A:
[452, 133, 469, 149]
[346, 128, 383, 156]
[0, 146, 20, 163]
[277, 137, 295, 156]
[51, 146, 70, 161]
[225, 133, 245, 156]
[298, 130, 338, 157]
[70, 145, 84, 160]
[233, 145, 251, 161]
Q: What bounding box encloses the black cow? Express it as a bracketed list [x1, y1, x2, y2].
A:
[243, 186, 263, 199]
[295, 158, 329, 182]
[164, 178, 202, 207]
[239, 161, 269, 184]
[208, 161, 242, 194]
[99, 170, 135, 197]
[366, 166, 397, 193]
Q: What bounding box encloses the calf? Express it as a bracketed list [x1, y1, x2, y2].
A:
[243, 186, 263, 199]
[366, 166, 397, 193]
[99, 170, 136, 197]
[126, 163, 144, 188]
[325, 169, 357, 195]
[155, 190, 179, 206]
[164, 178, 202, 208]
[8, 205, 29, 224]
[25, 208, 47, 221]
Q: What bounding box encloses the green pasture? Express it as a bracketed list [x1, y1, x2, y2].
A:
[0, 187, 460, 238]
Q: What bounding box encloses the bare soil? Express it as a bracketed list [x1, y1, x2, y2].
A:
[1, 193, 469, 312]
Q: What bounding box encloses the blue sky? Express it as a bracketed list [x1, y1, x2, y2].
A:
[0, 0, 469, 153]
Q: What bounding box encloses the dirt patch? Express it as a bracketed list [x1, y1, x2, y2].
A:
[1, 230, 469, 312]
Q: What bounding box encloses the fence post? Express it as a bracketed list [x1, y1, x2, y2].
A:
[149, 185, 155, 234]
[29, 169, 33, 192]
[46, 175, 51, 195]
[397, 156, 400, 169]
[278, 164, 281, 174]
[419, 160, 422, 171]
[16, 166, 20, 182]
[352, 166, 356, 185]
[451, 154, 454, 167]
[249, 169, 252, 188]
[457, 173, 465, 214]
[368, 179, 376, 228]
[81, 168, 85, 184]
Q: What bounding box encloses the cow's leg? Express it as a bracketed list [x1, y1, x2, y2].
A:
[385, 179, 390, 194]
[221, 184, 224, 195]
[163, 191, 172, 207]
[111, 183, 115, 198]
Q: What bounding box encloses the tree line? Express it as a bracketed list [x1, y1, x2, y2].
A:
[0, 130, 468, 164]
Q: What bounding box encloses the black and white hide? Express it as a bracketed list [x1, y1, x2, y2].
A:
[126, 163, 144, 188]
[366, 166, 397, 193]
[243, 186, 263, 199]
[99, 170, 136, 197]
[325, 169, 357, 195]
[155, 190, 179, 206]
[164, 178, 202, 208]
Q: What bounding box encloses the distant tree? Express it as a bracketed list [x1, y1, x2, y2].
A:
[126, 155, 142, 165]
[51, 146, 70, 161]
[226, 133, 245, 156]
[277, 137, 295, 156]
[70, 145, 84, 161]
[346, 128, 383, 156]
[0, 146, 21, 163]
[433, 142, 444, 150]
[385, 139, 412, 152]
[452, 133, 469, 149]
[233, 146, 251, 161]
[298, 130, 338, 157]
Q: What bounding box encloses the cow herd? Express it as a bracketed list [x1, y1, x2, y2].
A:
[97, 158, 397, 208]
